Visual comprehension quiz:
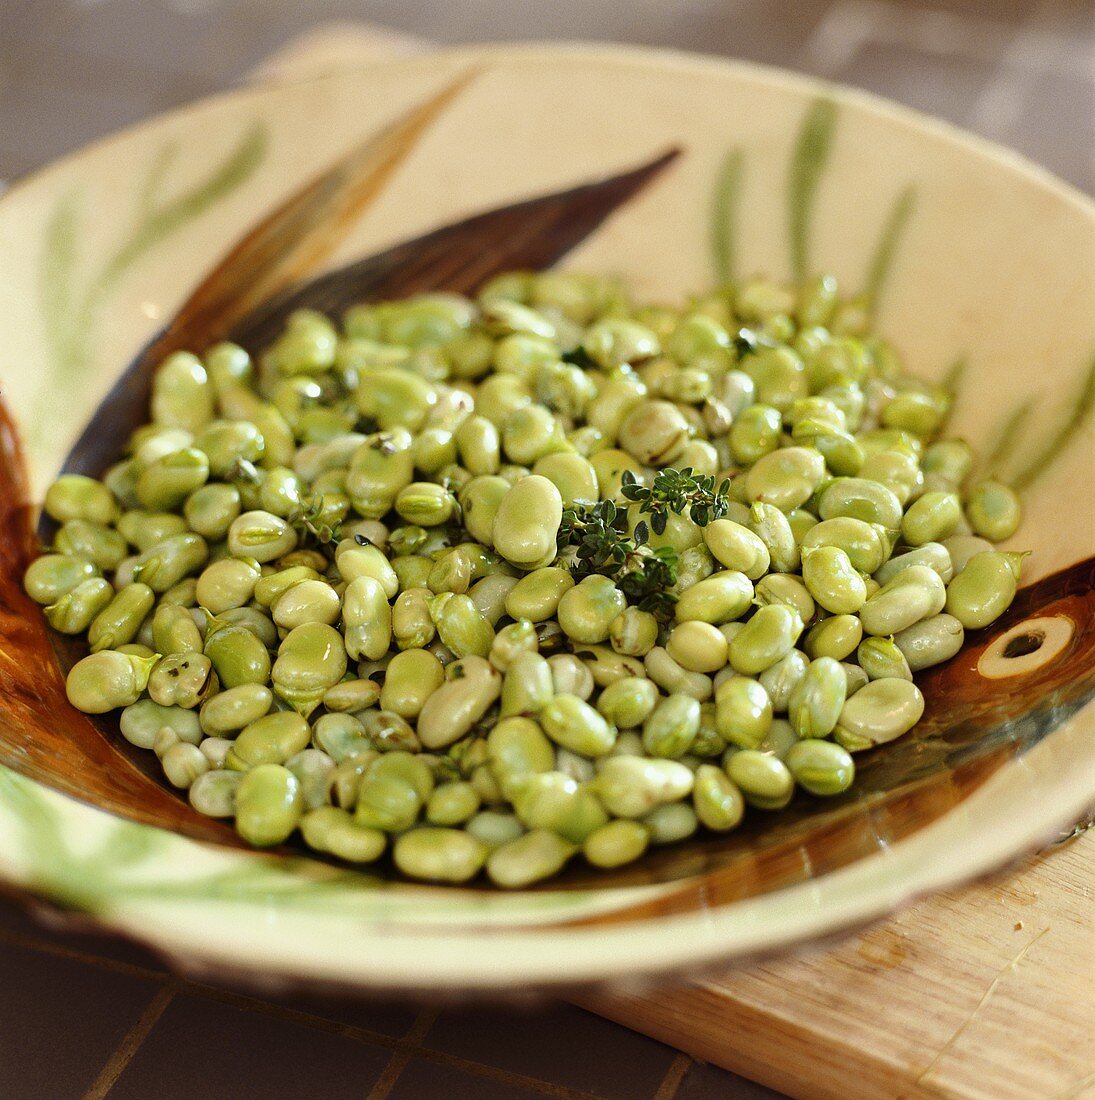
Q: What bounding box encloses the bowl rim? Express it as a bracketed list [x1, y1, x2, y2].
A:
[1, 40, 1093, 992]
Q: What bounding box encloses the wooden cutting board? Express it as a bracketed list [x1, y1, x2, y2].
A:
[578, 829, 1095, 1100]
[255, 31, 1094, 1100]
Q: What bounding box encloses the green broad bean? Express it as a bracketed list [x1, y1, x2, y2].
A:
[429, 592, 494, 659]
[839, 662, 868, 696]
[728, 604, 804, 676]
[271, 622, 348, 716]
[117, 510, 189, 553]
[195, 558, 261, 615]
[501, 404, 567, 465]
[469, 574, 519, 626]
[674, 570, 753, 625]
[785, 739, 854, 795]
[235, 764, 302, 846]
[583, 820, 649, 868]
[161, 742, 210, 789]
[380, 649, 445, 717]
[492, 474, 563, 569]
[151, 603, 204, 655]
[225, 711, 311, 770]
[595, 756, 693, 817]
[800, 545, 867, 615]
[754, 573, 817, 623]
[499, 652, 554, 717]
[540, 694, 616, 757]
[272, 578, 341, 630]
[189, 769, 242, 818]
[394, 828, 487, 883]
[874, 542, 954, 585]
[342, 576, 392, 662]
[334, 540, 399, 596]
[803, 614, 863, 661]
[455, 415, 501, 476]
[834, 677, 925, 751]
[44, 474, 119, 526]
[54, 520, 126, 572]
[757, 649, 810, 710]
[800, 517, 892, 575]
[417, 656, 502, 749]
[311, 712, 371, 763]
[725, 749, 794, 810]
[942, 534, 995, 575]
[392, 587, 436, 651]
[642, 694, 701, 758]
[486, 829, 575, 887]
[488, 620, 539, 672]
[859, 564, 946, 636]
[557, 575, 627, 644]
[301, 807, 386, 862]
[644, 647, 712, 701]
[359, 710, 421, 754]
[227, 510, 298, 562]
[24, 554, 100, 606]
[88, 583, 155, 652]
[892, 613, 965, 671]
[754, 717, 799, 760]
[715, 675, 773, 749]
[817, 477, 903, 531]
[45, 577, 114, 635]
[152, 350, 214, 431]
[665, 621, 728, 673]
[281, 752, 334, 814]
[426, 782, 481, 826]
[199, 684, 273, 735]
[119, 698, 201, 749]
[642, 802, 699, 844]
[66, 650, 156, 713]
[618, 400, 691, 465]
[787, 656, 846, 738]
[395, 481, 454, 527]
[323, 678, 381, 713]
[856, 636, 913, 681]
[504, 566, 574, 623]
[749, 503, 800, 573]
[609, 607, 659, 657]
[131, 533, 208, 593]
[945, 550, 1025, 629]
[966, 480, 1021, 542]
[509, 771, 607, 843]
[532, 449, 599, 507]
[743, 446, 826, 511]
[704, 519, 771, 579]
[693, 764, 745, 831]
[730, 404, 782, 465]
[135, 447, 210, 511]
[205, 624, 271, 687]
[901, 491, 961, 546]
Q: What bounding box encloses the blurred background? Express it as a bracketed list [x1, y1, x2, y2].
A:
[0, 0, 1092, 192]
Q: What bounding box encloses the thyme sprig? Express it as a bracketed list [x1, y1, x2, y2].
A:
[619, 467, 732, 534]
[556, 498, 679, 621]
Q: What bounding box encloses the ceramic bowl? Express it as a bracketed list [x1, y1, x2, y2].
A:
[1, 44, 1092, 995]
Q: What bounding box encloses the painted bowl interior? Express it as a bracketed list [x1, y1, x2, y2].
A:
[0, 45, 1092, 992]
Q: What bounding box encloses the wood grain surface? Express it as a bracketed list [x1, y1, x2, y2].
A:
[578, 830, 1095, 1100]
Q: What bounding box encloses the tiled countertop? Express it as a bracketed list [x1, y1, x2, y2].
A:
[1, 3, 1091, 1098]
[1, 899, 770, 1100]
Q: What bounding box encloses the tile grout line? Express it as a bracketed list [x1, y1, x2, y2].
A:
[364, 1006, 438, 1100]
[0, 927, 605, 1100]
[651, 1052, 693, 1100]
[81, 985, 175, 1100]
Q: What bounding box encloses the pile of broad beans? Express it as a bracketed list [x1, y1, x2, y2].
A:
[28, 269, 1026, 886]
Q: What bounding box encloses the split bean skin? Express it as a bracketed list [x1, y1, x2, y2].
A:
[38, 268, 1027, 886]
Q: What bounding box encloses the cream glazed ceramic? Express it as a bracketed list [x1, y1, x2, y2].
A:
[0, 44, 1092, 994]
